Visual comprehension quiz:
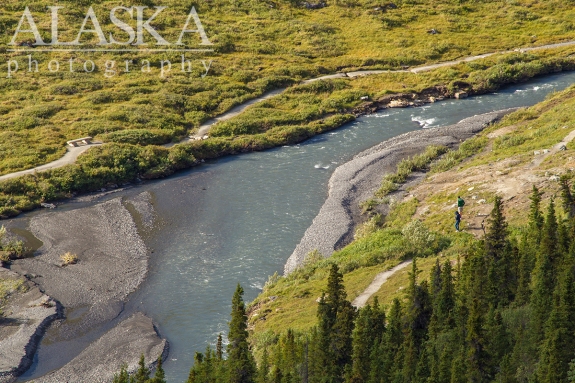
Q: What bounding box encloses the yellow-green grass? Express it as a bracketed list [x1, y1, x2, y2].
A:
[249, 260, 398, 334]
[1, 47, 573, 176]
[1, 0, 575, 175]
[459, 86, 575, 169]
[0, 276, 26, 316]
[365, 254, 457, 307]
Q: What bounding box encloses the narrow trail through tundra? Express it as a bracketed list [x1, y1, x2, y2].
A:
[351, 260, 413, 308]
[2, 39, 575, 182]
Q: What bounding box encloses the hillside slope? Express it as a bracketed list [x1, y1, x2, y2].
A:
[248, 82, 575, 336]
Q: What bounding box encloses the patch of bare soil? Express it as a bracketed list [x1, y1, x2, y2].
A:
[409, 127, 575, 237]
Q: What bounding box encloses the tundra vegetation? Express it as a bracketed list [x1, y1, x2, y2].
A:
[60, 251, 78, 266]
[2, 0, 575, 217]
[0, 225, 25, 262]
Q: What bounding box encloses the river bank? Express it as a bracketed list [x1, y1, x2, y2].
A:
[1, 192, 167, 382]
[284, 108, 519, 274]
[2, 50, 575, 220]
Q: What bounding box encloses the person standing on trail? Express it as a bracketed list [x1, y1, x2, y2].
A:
[455, 210, 461, 232]
[457, 196, 465, 214]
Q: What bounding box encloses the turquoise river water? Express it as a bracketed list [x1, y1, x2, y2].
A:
[17, 71, 575, 382]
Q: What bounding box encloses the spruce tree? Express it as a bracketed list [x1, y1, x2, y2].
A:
[349, 305, 374, 383]
[301, 340, 309, 383]
[438, 260, 455, 329]
[332, 301, 356, 381]
[541, 198, 559, 266]
[531, 200, 559, 339]
[430, 259, 442, 300]
[528, 185, 544, 239]
[217, 333, 223, 361]
[560, 177, 575, 219]
[307, 327, 323, 383]
[558, 219, 570, 256]
[485, 310, 510, 377]
[150, 356, 167, 383]
[228, 284, 256, 383]
[484, 196, 515, 307]
[366, 340, 384, 383]
[537, 267, 575, 383]
[484, 196, 508, 260]
[188, 352, 206, 383]
[381, 299, 403, 382]
[134, 354, 150, 383]
[317, 264, 356, 383]
[402, 260, 432, 381]
[515, 186, 545, 307]
[369, 297, 386, 344]
[515, 248, 533, 306]
[112, 363, 130, 383]
[414, 342, 431, 382]
[465, 298, 489, 382]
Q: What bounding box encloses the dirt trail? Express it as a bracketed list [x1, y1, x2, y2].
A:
[2, 39, 575, 181]
[0, 143, 101, 182]
[530, 128, 575, 168]
[351, 260, 412, 308]
[409, 126, 575, 238]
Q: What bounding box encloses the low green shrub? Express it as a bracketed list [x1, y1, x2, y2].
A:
[101, 129, 177, 146]
[376, 145, 448, 197]
[430, 136, 488, 173]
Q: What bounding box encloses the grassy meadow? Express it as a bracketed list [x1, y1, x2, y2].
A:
[1, 0, 575, 216]
[1, 0, 575, 172]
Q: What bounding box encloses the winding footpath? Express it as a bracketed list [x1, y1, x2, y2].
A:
[1, 39, 575, 183]
[351, 260, 412, 308]
[0, 144, 102, 182]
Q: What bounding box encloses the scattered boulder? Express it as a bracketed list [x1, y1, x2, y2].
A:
[455, 92, 468, 99]
[550, 175, 560, 182]
[427, 28, 440, 34]
[559, 144, 567, 151]
[388, 99, 409, 108]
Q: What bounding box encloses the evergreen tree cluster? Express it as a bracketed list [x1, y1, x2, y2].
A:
[128, 184, 575, 383]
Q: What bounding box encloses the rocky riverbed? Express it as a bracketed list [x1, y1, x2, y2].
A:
[1, 192, 166, 382]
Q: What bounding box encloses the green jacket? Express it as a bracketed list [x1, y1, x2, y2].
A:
[458, 197, 465, 207]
